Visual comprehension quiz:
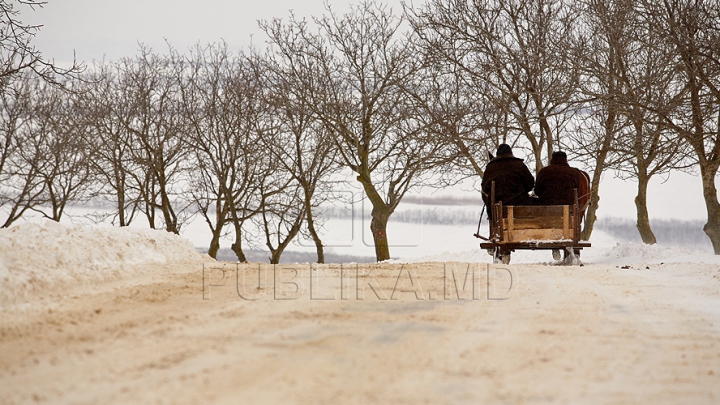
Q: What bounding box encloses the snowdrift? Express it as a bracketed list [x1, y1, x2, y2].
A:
[402, 231, 720, 265]
[0, 221, 207, 307]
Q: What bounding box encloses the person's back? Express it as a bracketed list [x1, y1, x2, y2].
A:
[535, 151, 584, 206]
[481, 144, 535, 217]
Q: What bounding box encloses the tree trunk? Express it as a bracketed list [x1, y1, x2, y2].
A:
[529, 135, 544, 173]
[47, 182, 60, 221]
[268, 218, 303, 265]
[370, 209, 391, 262]
[538, 112, 554, 167]
[357, 174, 393, 262]
[634, 174, 657, 244]
[157, 176, 179, 234]
[208, 231, 221, 259]
[117, 183, 127, 227]
[306, 208, 324, 264]
[269, 249, 281, 264]
[205, 200, 229, 260]
[147, 211, 155, 229]
[303, 188, 324, 263]
[230, 221, 247, 262]
[2, 205, 20, 228]
[142, 183, 156, 229]
[700, 164, 720, 254]
[581, 165, 605, 241]
[114, 164, 128, 227]
[231, 242, 247, 262]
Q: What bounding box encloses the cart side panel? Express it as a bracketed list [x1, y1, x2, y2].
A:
[503, 205, 576, 243]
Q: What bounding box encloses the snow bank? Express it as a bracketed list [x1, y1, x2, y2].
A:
[398, 229, 720, 265]
[587, 242, 720, 265]
[0, 221, 206, 307]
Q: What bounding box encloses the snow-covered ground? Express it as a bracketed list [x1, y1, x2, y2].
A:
[0, 221, 208, 308]
[1, 217, 718, 311]
[2, 213, 718, 309]
[1, 220, 719, 404]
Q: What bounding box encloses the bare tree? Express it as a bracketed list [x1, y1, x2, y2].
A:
[0, 0, 82, 226]
[409, 0, 584, 172]
[27, 78, 93, 221]
[571, 0, 690, 242]
[611, 0, 691, 244]
[116, 45, 191, 234]
[641, 0, 720, 253]
[262, 1, 444, 261]
[570, 0, 632, 240]
[0, 72, 43, 227]
[180, 43, 268, 261]
[80, 61, 141, 227]
[261, 51, 339, 263]
[244, 55, 316, 265]
[252, 168, 306, 264]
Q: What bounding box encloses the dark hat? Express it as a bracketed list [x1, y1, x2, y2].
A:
[551, 150, 568, 164]
[496, 144, 513, 156]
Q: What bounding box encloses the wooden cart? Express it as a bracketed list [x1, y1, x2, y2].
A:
[478, 182, 590, 264]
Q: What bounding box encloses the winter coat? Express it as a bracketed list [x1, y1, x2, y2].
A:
[535, 154, 588, 206]
[481, 153, 535, 217]
[577, 170, 591, 209]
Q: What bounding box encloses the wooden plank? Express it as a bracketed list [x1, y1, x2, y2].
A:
[510, 205, 566, 217]
[562, 205, 570, 239]
[510, 217, 565, 230]
[491, 241, 592, 249]
[507, 206, 514, 241]
[573, 203, 580, 241]
[507, 228, 567, 242]
[496, 201, 503, 239]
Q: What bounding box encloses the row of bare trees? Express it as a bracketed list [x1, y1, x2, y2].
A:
[1, 0, 719, 260]
[409, 0, 719, 252]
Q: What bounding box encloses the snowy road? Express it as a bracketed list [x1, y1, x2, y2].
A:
[2, 258, 719, 404]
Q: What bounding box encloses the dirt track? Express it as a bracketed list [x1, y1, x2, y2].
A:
[1, 260, 719, 404]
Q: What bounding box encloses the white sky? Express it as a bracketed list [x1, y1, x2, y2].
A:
[25, 0, 406, 65]
[19, 0, 713, 221]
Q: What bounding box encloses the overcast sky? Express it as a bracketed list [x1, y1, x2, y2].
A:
[26, 0, 406, 65]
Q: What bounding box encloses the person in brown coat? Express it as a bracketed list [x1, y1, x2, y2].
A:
[535, 151, 588, 207]
[481, 144, 535, 219]
[534, 150, 591, 261]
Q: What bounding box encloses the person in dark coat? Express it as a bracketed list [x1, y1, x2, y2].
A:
[534, 151, 587, 207]
[481, 144, 535, 219]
